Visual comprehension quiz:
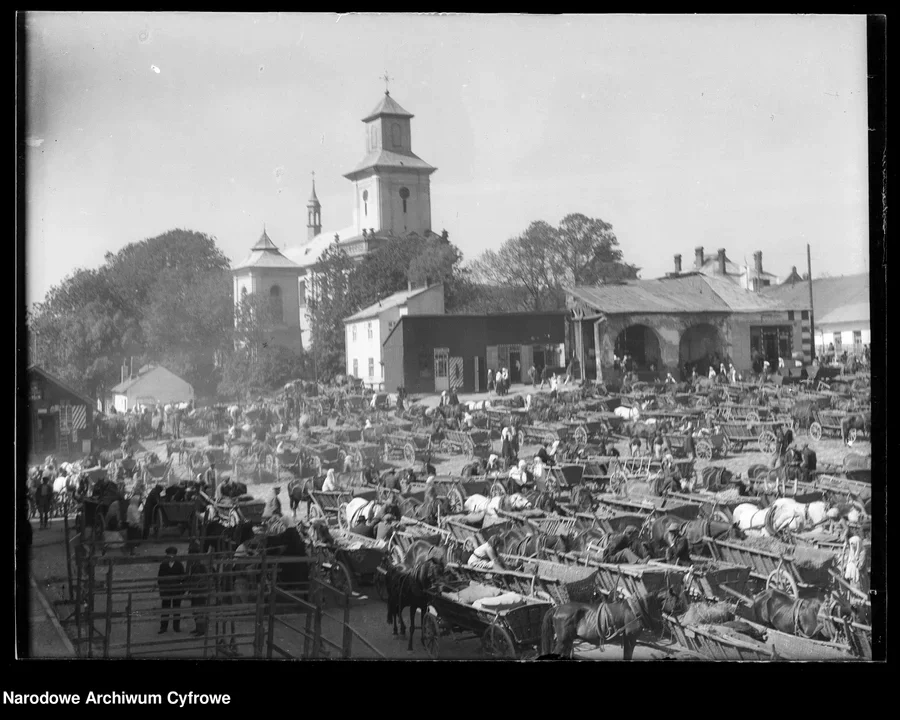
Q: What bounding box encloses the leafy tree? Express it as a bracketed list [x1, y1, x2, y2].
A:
[307, 243, 356, 381]
[556, 213, 639, 285]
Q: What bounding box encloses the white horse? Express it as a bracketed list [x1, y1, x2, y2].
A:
[614, 405, 641, 421]
[733, 499, 836, 536]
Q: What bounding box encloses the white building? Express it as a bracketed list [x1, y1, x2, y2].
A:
[343, 284, 445, 389]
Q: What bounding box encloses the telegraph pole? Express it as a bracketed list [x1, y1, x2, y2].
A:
[807, 244, 816, 362]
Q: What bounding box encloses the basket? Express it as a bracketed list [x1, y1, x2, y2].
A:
[521, 558, 600, 604]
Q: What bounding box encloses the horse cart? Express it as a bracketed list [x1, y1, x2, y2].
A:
[562, 412, 619, 445]
[302, 441, 343, 475]
[308, 490, 352, 526]
[421, 569, 553, 659]
[517, 422, 568, 448]
[152, 500, 201, 539]
[383, 431, 433, 465]
[717, 421, 780, 456]
[308, 527, 388, 600]
[807, 409, 857, 442]
[441, 516, 513, 557]
[338, 440, 383, 471]
[438, 429, 491, 460]
[704, 536, 836, 599]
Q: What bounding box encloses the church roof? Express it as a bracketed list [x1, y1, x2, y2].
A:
[344, 148, 437, 179]
[362, 92, 414, 122]
[233, 229, 301, 272]
[284, 226, 358, 269]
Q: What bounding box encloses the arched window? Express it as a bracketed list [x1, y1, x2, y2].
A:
[399, 186, 410, 214]
[362, 189, 368, 217]
[391, 123, 402, 148]
[269, 285, 283, 323]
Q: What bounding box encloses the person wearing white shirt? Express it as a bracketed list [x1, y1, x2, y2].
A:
[322, 469, 339, 493]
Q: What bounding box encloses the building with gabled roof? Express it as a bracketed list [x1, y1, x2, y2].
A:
[763, 272, 870, 357]
[567, 272, 809, 382]
[109, 363, 194, 414]
[27, 364, 96, 458]
[343, 283, 444, 389]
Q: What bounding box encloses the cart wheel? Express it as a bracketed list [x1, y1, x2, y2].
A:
[573, 426, 588, 445]
[766, 567, 799, 598]
[516, 430, 525, 449]
[746, 411, 760, 425]
[489, 480, 507, 498]
[482, 624, 516, 659]
[464, 439, 476, 460]
[695, 440, 713, 461]
[758, 431, 778, 456]
[374, 570, 388, 602]
[610, 470, 628, 496]
[447, 487, 465, 514]
[337, 503, 349, 530]
[847, 428, 858, 443]
[808, 422, 823, 442]
[329, 560, 353, 596]
[403, 444, 416, 465]
[422, 613, 440, 659]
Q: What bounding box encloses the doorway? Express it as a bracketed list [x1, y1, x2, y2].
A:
[508, 351, 521, 383]
[533, 348, 546, 377]
[434, 348, 450, 392]
[39, 414, 57, 454]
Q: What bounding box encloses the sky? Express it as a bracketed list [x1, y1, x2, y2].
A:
[23, 13, 871, 307]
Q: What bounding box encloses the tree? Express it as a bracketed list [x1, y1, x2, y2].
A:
[469, 221, 565, 311]
[555, 213, 639, 285]
[307, 243, 356, 381]
[468, 213, 640, 311]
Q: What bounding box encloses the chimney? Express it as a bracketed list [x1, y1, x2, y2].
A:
[754, 251, 763, 275]
[717, 249, 726, 275]
[674, 254, 682, 273]
[407, 280, 413, 292]
[694, 247, 704, 268]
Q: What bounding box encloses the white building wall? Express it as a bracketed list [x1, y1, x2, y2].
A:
[345, 319, 383, 387]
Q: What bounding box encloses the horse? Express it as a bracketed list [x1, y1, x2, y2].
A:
[840, 411, 870, 444]
[646, 514, 742, 557]
[384, 554, 445, 652]
[732, 499, 834, 536]
[750, 588, 841, 640]
[540, 585, 687, 660]
[411, 495, 452, 527]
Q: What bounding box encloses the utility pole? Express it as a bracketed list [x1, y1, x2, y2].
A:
[807, 244, 816, 362]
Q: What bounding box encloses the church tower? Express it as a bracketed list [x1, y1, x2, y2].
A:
[307, 173, 322, 240]
[343, 89, 437, 238]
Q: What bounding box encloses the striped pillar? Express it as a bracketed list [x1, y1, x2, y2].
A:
[800, 311, 813, 363]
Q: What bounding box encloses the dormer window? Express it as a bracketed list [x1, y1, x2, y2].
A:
[399, 186, 410, 213]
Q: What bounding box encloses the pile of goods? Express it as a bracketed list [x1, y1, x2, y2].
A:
[442, 581, 528, 612]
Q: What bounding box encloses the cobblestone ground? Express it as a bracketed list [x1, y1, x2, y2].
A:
[28, 383, 870, 660]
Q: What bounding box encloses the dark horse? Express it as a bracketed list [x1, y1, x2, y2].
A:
[750, 588, 844, 640]
[385, 541, 445, 652]
[645, 514, 742, 559]
[541, 586, 687, 660]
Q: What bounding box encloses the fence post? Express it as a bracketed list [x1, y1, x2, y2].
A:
[86, 555, 95, 658]
[104, 562, 113, 657]
[342, 581, 352, 659]
[253, 552, 268, 658]
[312, 603, 322, 659]
[266, 582, 277, 659]
[63, 502, 74, 602]
[125, 593, 132, 659]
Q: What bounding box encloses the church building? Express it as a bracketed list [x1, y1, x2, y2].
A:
[284, 89, 441, 347]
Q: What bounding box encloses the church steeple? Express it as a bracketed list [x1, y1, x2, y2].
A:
[306, 172, 322, 240]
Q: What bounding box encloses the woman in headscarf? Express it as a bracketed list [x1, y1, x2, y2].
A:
[322, 469, 339, 493]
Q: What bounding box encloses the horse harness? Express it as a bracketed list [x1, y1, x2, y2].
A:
[596, 595, 645, 646]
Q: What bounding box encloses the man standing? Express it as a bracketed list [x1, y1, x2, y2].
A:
[173, 404, 184, 440]
[800, 443, 817, 485]
[540, 365, 550, 390]
[157, 546, 186, 634]
[204, 458, 218, 497]
[564, 356, 574, 385]
[529, 364, 537, 388]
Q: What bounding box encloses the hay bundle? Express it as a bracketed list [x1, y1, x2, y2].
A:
[714, 488, 742, 504]
[740, 535, 787, 553]
[680, 601, 736, 627]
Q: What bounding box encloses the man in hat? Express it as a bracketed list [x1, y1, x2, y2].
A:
[264, 486, 283, 519]
[655, 455, 682, 496]
[800, 442, 817, 485]
[157, 546, 186, 634]
[536, 441, 557, 468]
[664, 522, 691, 566]
[603, 525, 648, 564]
[215, 472, 234, 503]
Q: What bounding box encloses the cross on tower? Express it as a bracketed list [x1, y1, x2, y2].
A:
[381, 71, 391, 95]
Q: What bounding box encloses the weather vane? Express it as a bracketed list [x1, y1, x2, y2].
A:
[382, 71, 391, 94]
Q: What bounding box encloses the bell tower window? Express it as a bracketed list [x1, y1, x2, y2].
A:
[362, 189, 368, 217]
[391, 123, 402, 148]
[399, 187, 410, 214]
[269, 284, 283, 324]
